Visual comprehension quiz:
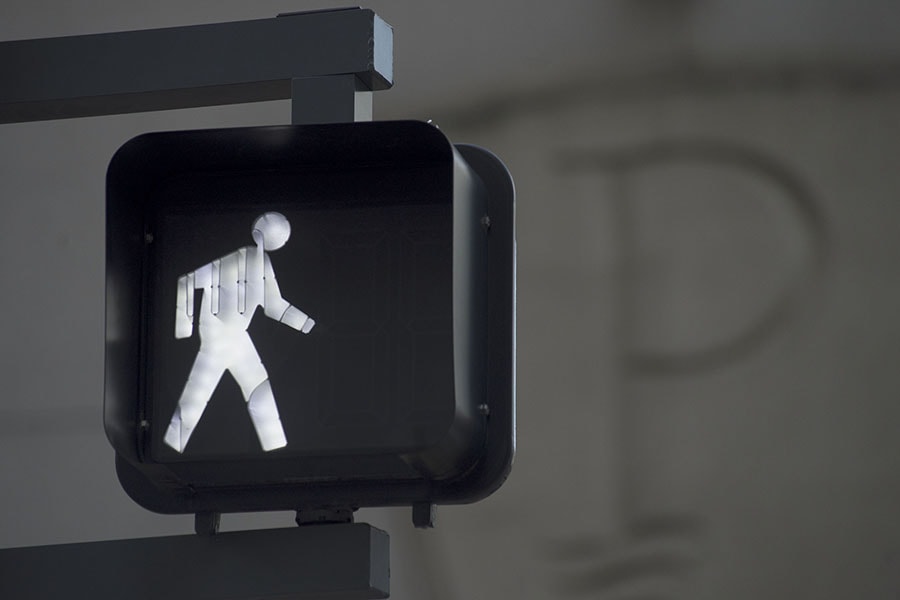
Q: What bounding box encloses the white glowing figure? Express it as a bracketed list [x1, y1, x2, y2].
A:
[164, 212, 315, 453]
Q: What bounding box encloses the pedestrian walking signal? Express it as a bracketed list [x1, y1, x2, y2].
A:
[104, 121, 515, 515]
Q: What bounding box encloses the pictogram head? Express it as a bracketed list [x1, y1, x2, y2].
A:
[252, 212, 291, 251]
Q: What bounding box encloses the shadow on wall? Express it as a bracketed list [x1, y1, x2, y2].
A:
[541, 139, 829, 598]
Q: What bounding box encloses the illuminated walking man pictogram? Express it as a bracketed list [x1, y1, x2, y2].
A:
[164, 212, 315, 453]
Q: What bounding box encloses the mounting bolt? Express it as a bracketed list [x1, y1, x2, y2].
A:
[412, 502, 436, 528]
[478, 403, 490, 416]
[194, 511, 221, 536]
[481, 215, 491, 230]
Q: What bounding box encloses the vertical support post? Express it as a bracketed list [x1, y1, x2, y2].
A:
[291, 74, 373, 125]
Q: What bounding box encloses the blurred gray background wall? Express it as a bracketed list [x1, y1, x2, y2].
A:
[2, 1, 900, 598]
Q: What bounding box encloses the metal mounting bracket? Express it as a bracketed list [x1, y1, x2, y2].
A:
[0, 8, 392, 125]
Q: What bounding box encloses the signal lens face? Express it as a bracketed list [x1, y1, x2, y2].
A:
[148, 180, 456, 467]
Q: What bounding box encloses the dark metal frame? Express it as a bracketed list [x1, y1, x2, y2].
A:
[0, 8, 391, 124]
[0, 523, 390, 599]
